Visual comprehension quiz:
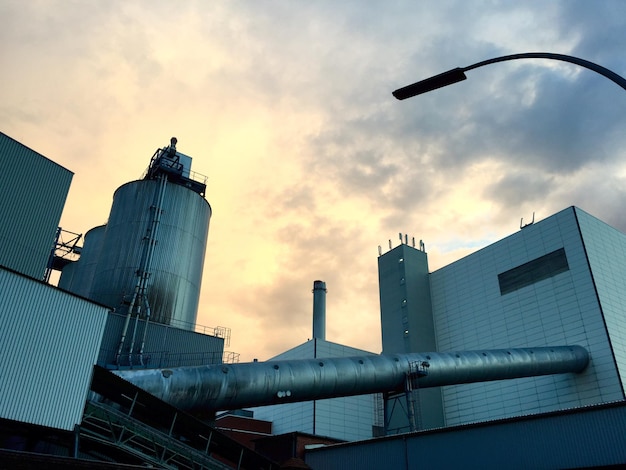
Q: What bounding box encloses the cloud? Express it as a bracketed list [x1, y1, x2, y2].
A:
[2, 0, 626, 362]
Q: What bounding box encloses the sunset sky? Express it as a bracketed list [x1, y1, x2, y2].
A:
[2, 1, 626, 362]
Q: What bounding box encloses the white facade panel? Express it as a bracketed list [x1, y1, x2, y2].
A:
[0, 268, 108, 430]
[315, 394, 377, 442]
[429, 207, 623, 426]
[0, 133, 73, 279]
[576, 208, 626, 393]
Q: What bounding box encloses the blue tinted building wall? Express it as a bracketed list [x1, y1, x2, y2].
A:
[576, 209, 626, 393]
[429, 207, 624, 426]
[306, 402, 626, 470]
[378, 242, 444, 430]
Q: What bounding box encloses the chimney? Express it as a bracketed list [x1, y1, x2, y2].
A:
[312, 280, 327, 341]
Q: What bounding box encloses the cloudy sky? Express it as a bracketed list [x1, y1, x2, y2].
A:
[2, 1, 626, 362]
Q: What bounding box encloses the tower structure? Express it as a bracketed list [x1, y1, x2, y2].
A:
[312, 280, 327, 341]
[378, 237, 435, 355]
[378, 236, 443, 431]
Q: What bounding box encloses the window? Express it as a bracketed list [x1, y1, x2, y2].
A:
[498, 248, 569, 295]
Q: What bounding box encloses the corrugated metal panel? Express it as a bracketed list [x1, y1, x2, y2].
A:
[306, 438, 407, 470]
[0, 132, 73, 279]
[97, 311, 224, 368]
[0, 267, 108, 430]
[89, 179, 210, 327]
[305, 402, 626, 469]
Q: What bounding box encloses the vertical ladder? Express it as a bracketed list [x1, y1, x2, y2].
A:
[404, 360, 430, 432]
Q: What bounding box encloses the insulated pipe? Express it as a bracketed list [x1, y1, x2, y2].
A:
[114, 345, 589, 413]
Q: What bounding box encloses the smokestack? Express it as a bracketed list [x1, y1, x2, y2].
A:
[312, 280, 327, 340]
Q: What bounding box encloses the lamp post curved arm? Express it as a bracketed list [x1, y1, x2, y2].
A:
[392, 52, 626, 100]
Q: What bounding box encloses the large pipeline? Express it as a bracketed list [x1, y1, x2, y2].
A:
[114, 345, 589, 413]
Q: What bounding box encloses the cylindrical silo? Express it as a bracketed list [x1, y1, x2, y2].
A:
[89, 178, 211, 328]
[58, 224, 106, 297]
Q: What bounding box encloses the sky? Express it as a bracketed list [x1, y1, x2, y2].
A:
[2, 1, 626, 362]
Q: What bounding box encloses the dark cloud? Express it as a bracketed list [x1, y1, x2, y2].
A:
[558, 1, 626, 62]
[483, 170, 556, 215]
[293, 0, 626, 241]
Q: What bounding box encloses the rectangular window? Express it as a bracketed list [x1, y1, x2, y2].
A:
[498, 248, 569, 295]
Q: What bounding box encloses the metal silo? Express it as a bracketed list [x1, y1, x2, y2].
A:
[58, 224, 106, 297]
[88, 139, 211, 344]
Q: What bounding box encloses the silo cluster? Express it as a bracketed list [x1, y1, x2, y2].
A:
[59, 139, 211, 329]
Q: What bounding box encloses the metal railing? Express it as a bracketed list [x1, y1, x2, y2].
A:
[102, 349, 218, 369]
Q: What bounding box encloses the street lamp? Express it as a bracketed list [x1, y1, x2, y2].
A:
[392, 52, 626, 100]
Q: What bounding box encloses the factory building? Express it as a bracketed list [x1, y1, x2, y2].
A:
[1, 131, 625, 468]
[378, 207, 625, 435]
[303, 207, 626, 467]
[0, 132, 273, 468]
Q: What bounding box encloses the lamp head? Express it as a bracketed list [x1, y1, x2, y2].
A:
[393, 68, 467, 100]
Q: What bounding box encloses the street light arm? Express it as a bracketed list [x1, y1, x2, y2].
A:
[393, 52, 626, 100]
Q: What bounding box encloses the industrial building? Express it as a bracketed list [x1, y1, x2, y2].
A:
[1, 131, 625, 468]
[305, 206, 626, 468]
[0, 132, 269, 468]
[379, 209, 626, 434]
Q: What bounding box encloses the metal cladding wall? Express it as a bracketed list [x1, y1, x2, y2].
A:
[576, 208, 626, 394]
[378, 243, 435, 355]
[97, 311, 225, 368]
[0, 267, 108, 431]
[0, 132, 73, 279]
[58, 225, 106, 297]
[428, 206, 624, 426]
[89, 179, 211, 328]
[378, 243, 443, 430]
[305, 402, 626, 469]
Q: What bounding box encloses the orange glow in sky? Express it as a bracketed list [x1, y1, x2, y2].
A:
[3, 1, 625, 361]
